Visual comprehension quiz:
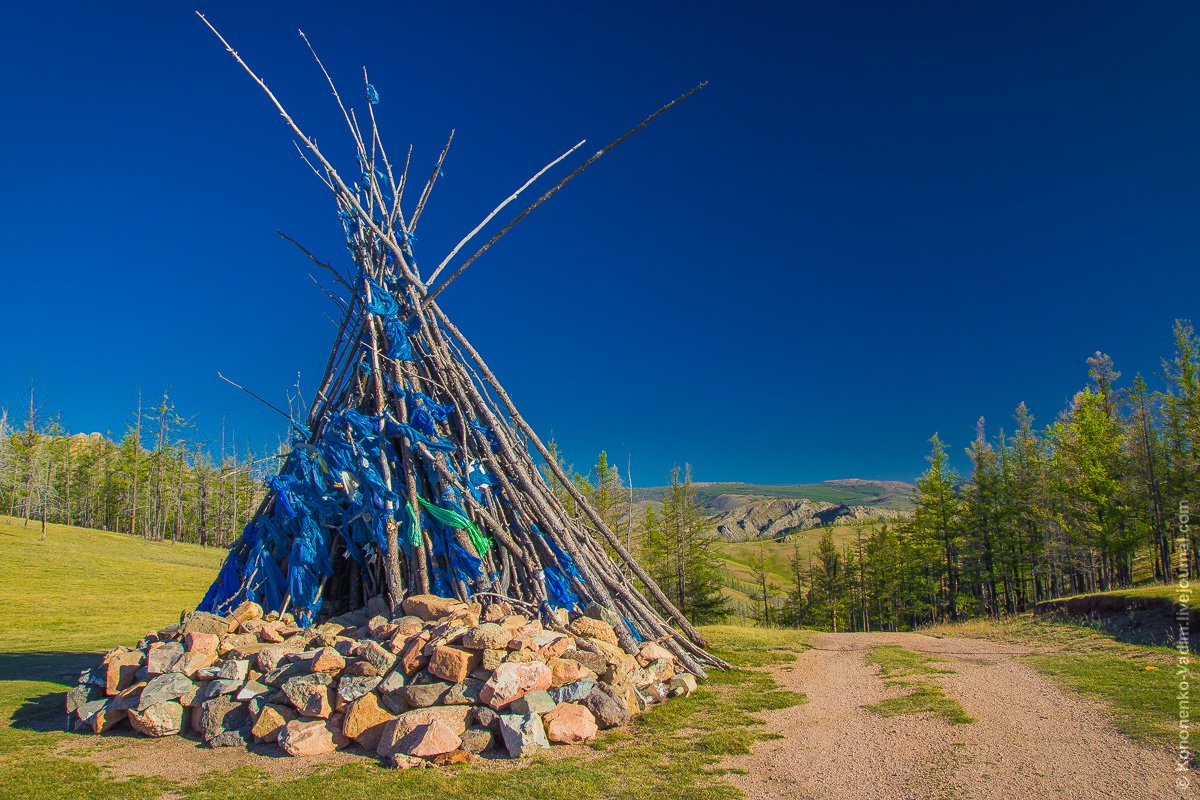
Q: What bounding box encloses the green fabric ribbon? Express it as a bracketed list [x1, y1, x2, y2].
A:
[415, 496, 492, 556]
[404, 500, 422, 547]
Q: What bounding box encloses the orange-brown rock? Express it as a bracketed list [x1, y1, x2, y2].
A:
[480, 661, 552, 709]
[427, 646, 480, 684]
[341, 692, 397, 751]
[543, 702, 598, 744]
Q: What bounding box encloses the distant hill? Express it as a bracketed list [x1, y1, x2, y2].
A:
[706, 497, 907, 542]
[632, 478, 914, 514]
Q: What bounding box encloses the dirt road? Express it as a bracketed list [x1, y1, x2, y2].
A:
[728, 632, 1186, 800]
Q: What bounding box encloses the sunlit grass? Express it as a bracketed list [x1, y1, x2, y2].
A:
[0, 515, 226, 653]
[0, 520, 810, 800]
[862, 645, 971, 725]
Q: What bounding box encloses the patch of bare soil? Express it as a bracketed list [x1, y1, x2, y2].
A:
[55, 729, 366, 782]
[727, 632, 1185, 800]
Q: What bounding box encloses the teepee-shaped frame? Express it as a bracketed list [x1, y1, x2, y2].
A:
[194, 15, 724, 675]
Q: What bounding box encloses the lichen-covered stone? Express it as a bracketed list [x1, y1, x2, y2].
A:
[129, 701, 185, 737]
[196, 695, 251, 747]
[461, 623, 512, 651]
[498, 712, 550, 758]
[138, 672, 196, 710]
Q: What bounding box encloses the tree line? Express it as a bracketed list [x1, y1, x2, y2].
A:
[771, 319, 1200, 632]
[545, 445, 730, 625]
[0, 388, 268, 545]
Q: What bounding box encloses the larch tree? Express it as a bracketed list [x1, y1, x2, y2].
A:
[908, 434, 962, 621]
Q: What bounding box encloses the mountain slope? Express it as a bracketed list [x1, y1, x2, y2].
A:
[632, 479, 914, 514]
[708, 497, 905, 542]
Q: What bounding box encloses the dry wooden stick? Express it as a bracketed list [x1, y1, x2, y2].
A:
[425, 139, 587, 284]
[423, 81, 708, 304]
[428, 303, 710, 646]
[278, 231, 354, 292]
[195, 12, 425, 293]
[409, 131, 454, 234]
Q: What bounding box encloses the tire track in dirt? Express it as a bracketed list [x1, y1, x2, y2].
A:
[727, 632, 1185, 800]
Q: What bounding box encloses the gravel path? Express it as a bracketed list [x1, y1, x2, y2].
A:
[728, 632, 1186, 800]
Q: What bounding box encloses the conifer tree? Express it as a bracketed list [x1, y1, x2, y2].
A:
[590, 450, 623, 535]
[1127, 375, 1169, 580]
[750, 541, 773, 625]
[808, 528, 847, 631]
[908, 434, 962, 621]
[657, 465, 727, 624]
[1048, 388, 1137, 589]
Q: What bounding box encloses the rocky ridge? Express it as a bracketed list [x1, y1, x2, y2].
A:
[710, 498, 906, 542]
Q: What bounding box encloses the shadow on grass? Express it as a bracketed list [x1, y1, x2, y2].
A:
[0, 651, 101, 733]
[0, 651, 100, 682]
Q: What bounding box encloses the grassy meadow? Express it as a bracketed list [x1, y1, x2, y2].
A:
[0, 516, 1188, 799]
[0, 517, 809, 800]
[714, 523, 871, 611]
[1052, 582, 1197, 610]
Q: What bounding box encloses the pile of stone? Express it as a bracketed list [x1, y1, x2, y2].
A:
[66, 594, 697, 766]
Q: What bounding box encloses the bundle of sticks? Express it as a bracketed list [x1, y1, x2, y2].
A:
[195, 14, 726, 676]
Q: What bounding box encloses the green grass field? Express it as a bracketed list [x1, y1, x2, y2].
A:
[863, 646, 973, 725]
[1050, 583, 1198, 610]
[0, 517, 809, 800]
[716, 523, 869, 582]
[0, 516, 1187, 798]
[0, 516, 227, 653]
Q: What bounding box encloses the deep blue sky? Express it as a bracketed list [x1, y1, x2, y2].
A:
[2, 2, 1197, 484]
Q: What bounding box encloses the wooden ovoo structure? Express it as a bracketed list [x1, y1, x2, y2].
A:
[193, 15, 724, 675]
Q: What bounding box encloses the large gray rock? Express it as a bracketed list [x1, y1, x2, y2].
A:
[401, 681, 452, 708]
[78, 667, 106, 688]
[281, 672, 334, 718]
[129, 701, 185, 737]
[508, 689, 555, 715]
[582, 687, 629, 729]
[74, 698, 110, 730]
[196, 695, 251, 747]
[376, 669, 410, 714]
[180, 611, 231, 637]
[138, 672, 196, 711]
[236, 680, 270, 702]
[354, 640, 397, 674]
[66, 683, 105, 716]
[472, 706, 499, 731]
[217, 659, 250, 681]
[145, 642, 185, 675]
[498, 712, 550, 758]
[583, 602, 623, 631]
[261, 660, 310, 687]
[550, 679, 595, 705]
[195, 678, 242, 704]
[337, 675, 382, 706]
[460, 726, 495, 754]
[378, 669, 408, 694]
[443, 678, 485, 706]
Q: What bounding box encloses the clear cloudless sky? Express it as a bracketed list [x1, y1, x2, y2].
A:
[1, 2, 1197, 484]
